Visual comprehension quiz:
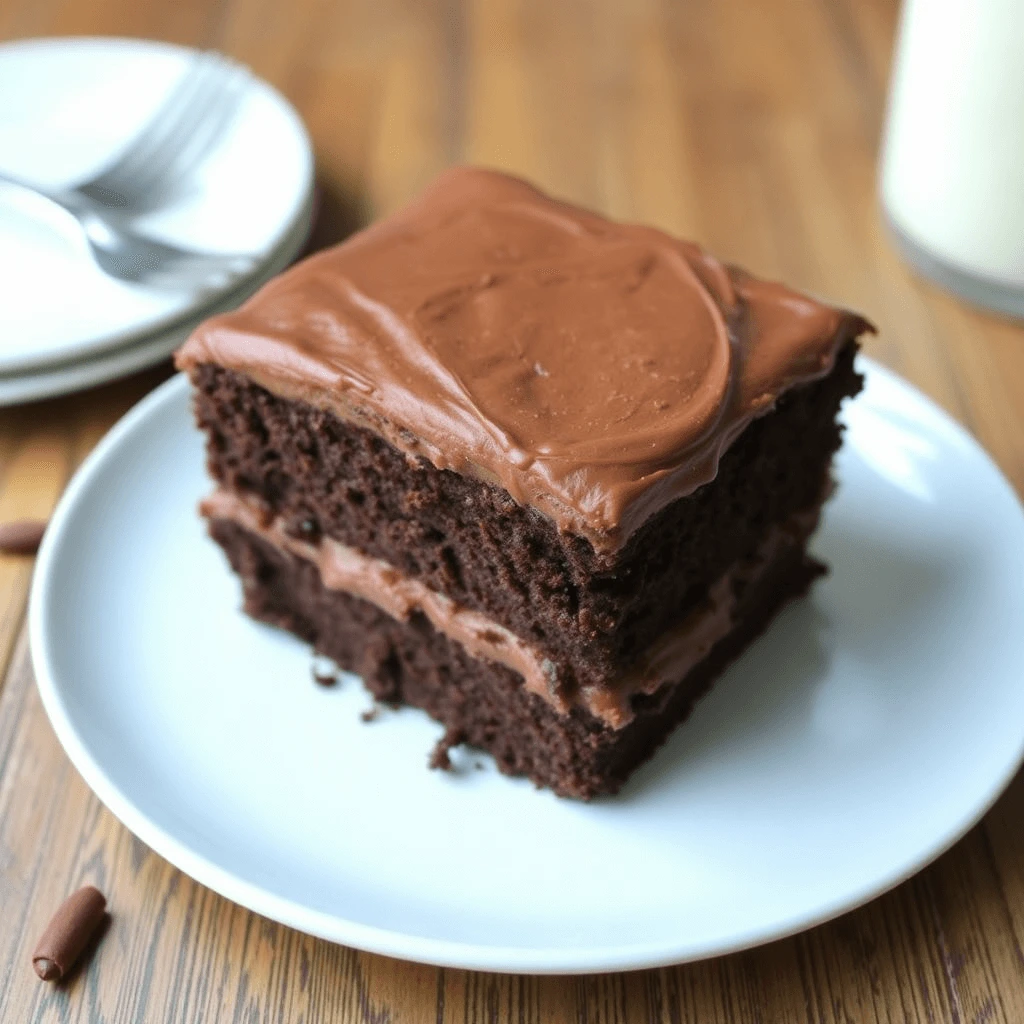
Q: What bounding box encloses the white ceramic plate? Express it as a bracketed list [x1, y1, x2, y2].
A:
[29, 359, 1024, 974]
[0, 37, 313, 373]
[0, 196, 312, 406]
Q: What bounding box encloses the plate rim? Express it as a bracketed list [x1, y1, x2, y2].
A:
[0, 35, 314, 374]
[27, 357, 1024, 973]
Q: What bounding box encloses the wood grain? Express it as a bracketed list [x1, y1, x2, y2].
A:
[2, 0, 1024, 1020]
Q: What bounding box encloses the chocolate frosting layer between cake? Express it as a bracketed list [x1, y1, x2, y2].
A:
[177, 167, 872, 551]
[201, 487, 819, 728]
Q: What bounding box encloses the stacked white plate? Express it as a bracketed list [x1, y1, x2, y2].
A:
[0, 37, 315, 405]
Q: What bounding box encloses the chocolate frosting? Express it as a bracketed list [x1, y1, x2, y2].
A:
[178, 167, 872, 551]
[203, 488, 817, 728]
[201, 489, 562, 710]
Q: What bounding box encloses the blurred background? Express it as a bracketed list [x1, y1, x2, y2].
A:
[2, 0, 1020, 455]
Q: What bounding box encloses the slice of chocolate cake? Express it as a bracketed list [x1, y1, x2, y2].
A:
[176, 166, 870, 799]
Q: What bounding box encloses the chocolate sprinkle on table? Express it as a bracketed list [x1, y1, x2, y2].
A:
[0, 519, 47, 556]
[31, 885, 107, 982]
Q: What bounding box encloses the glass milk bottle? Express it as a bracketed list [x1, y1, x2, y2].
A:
[880, 0, 1024, 318]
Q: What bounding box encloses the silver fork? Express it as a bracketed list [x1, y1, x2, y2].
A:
[0, 52, 259, 289]
[76, 51, 251, 212]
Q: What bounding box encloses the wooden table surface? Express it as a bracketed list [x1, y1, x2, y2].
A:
[2, 0, 1024, 1021]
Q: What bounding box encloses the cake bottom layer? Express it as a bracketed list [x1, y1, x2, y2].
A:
[208, 517, 823, 799]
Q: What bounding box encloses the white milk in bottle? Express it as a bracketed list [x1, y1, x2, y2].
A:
[880, 0, 1024, 317]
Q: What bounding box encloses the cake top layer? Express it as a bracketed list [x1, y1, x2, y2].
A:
[177, 166, 870, 552]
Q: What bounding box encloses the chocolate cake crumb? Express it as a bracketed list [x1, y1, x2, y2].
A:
[360, 706, 379, 723]
[311, 654, 338, 687]
[429, 727, 466, 771]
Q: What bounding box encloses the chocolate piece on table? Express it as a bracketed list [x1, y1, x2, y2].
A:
[177, 166, 871, 798]
[311, 654, 338, 686]
[0, 519, 47, 556]
[31, 885, 107, 982]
